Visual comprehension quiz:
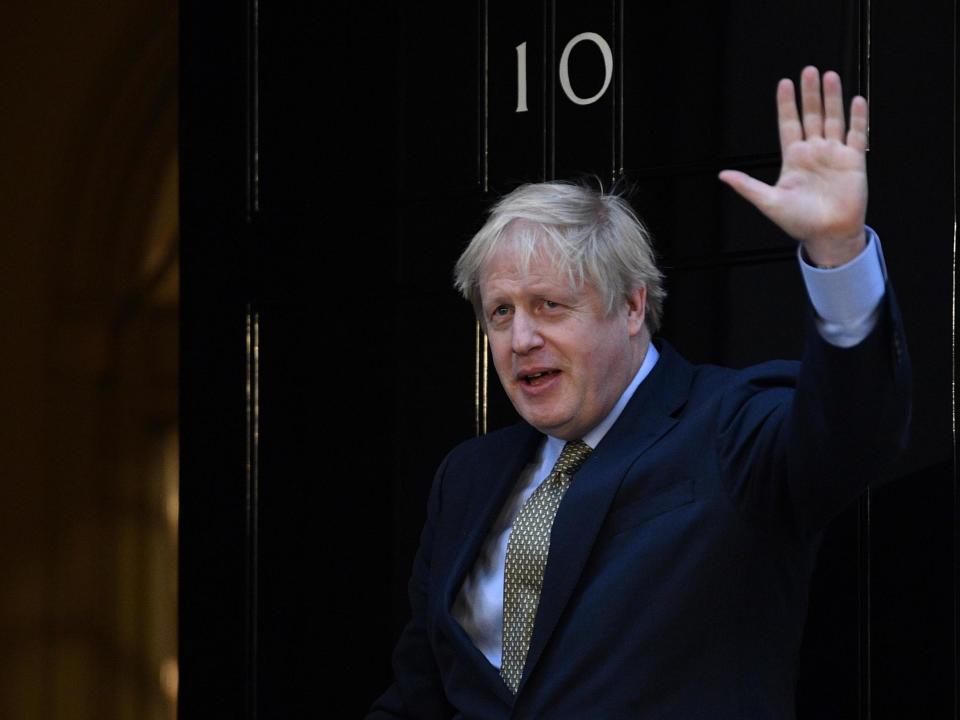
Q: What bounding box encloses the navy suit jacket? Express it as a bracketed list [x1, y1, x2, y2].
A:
[369, 292, 910, 719]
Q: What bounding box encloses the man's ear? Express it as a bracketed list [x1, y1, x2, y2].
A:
[625, 286, 647, 337]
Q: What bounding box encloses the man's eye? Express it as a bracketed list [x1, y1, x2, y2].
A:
[493, 306, 510, 317]
[544, 300, 560, 309]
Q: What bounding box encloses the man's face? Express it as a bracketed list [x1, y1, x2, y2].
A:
[479, 242, 647, 440]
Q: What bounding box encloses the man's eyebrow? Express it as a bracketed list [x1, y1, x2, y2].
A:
[482, 295, 510, 309]
[529, 283, 577, 299]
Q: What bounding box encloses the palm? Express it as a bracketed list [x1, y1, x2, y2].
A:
[720, 68, 869, 266]
[774, 135, 866, 241]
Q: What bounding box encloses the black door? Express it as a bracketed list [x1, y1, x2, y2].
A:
[180, 2, 957, 717]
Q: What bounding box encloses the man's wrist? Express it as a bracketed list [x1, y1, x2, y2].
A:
[802, 228, 868, 268]
[798, 227, 886, 347]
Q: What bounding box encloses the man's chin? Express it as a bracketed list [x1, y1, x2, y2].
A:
[520, 411, 577, 440]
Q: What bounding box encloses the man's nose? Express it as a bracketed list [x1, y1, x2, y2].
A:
[511, 311, 543, 354]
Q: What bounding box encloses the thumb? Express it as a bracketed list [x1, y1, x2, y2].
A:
[718, 170, 776, 212]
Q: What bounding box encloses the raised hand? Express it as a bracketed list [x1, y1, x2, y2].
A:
[719, 67, 868, 267]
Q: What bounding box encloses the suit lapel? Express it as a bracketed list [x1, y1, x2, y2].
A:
[437, 422, 543, 703]
[442, 423, 543, 599]
[518, 341, 693, 691]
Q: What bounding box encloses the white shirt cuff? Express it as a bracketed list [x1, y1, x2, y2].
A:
[798, 226, 886, 348]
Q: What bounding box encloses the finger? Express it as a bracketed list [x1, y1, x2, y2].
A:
[847, 95, 869, 152]
[822, 70, 845, 142]
[718, 170, 776, 212]
[777, 79, 803, 149]
[800, 66, 824, 139]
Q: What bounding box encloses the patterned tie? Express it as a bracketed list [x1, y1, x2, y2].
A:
[500, 440, 593, 693]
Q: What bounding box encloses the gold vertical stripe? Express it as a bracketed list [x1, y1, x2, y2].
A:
[952, 0, 957, 474]
[617, 0, 624, 179]
[473, 320, 490, 437]
[244, 307, 260, 718]
[548, 0, 556, 180]
[952, 0, 958, 464]
[245, 311, 252, 492]
[861, 9, 873, 715]
[253, 313, 260, 477]
[865, 0, 871, 126]
[246, 0, 261, 218]
[540, 0, 548, 180]
[482, 0, 489, 192]
[948, 32, 958, 720]
[475, 320, 481, 436]
[482, 333, 489, 435]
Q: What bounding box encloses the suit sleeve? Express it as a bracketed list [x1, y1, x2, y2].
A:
[366, 457, 456, 720]
[716, 286, 911, 536]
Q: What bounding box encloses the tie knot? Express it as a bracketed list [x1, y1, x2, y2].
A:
[553, 440, 592, 477]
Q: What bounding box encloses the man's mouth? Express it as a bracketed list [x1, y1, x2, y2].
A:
[521, 370, 560, 385]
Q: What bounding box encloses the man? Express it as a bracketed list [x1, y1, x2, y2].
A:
[369, 67, 910, 718]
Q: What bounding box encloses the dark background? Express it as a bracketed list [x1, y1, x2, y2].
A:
[0, 2, 178, 717]
[180, 1, 957, 717]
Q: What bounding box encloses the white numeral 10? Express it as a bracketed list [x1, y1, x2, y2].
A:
[515, 32, 614, 113]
